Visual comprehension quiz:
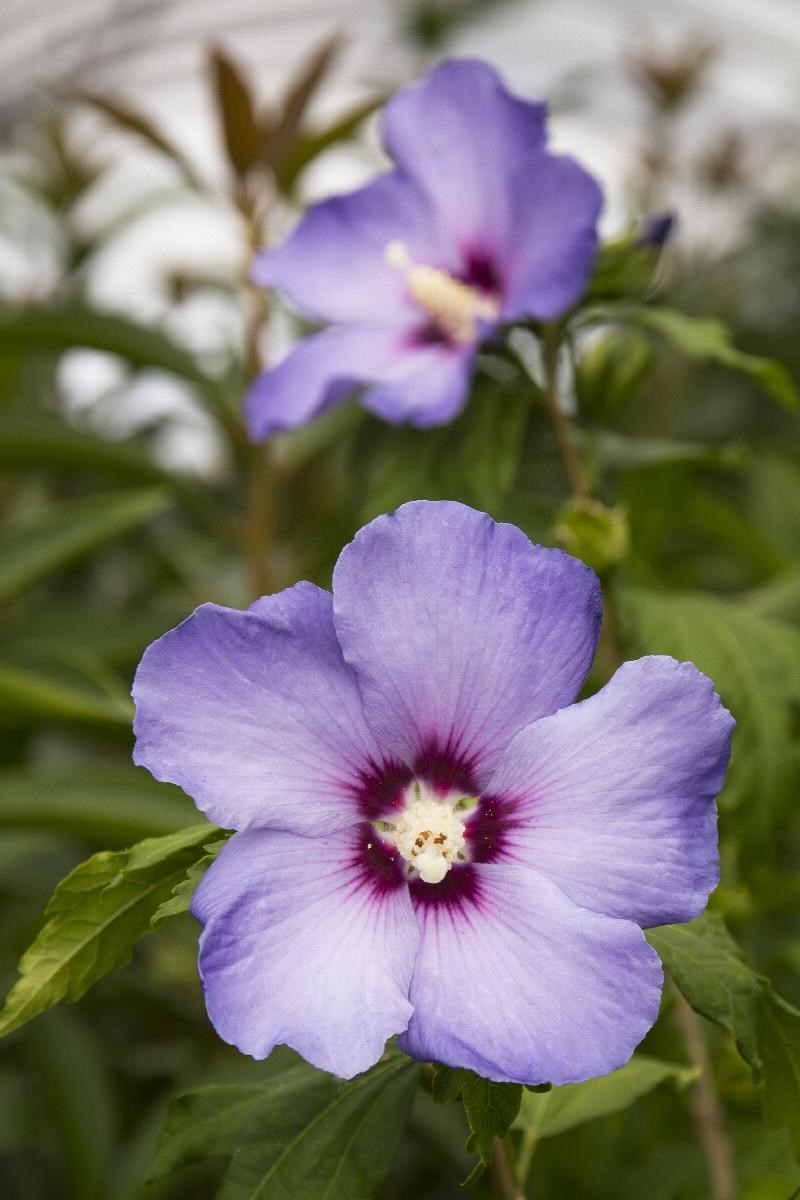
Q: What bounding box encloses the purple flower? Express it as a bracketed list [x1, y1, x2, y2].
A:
[246, 60, 603, 437]
[132, 501, 732, 1083]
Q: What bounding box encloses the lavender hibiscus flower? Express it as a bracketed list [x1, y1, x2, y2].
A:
[132, 502, 732, 1083]
[246, 60, 603, 437]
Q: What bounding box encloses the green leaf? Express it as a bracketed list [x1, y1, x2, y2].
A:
[0, 766, 196, 845]
[0, 823, 213, 1036]
[431, 1065, 473, 1104]
[759, 994, 800, 1158]
[634, 306, 799, 409]
[0, 412, 166, 481]
[70, 87, 204, 189]
[275, 93, 385, 196]
[0, 303, 223, 412]
[265, 34, 343, 173]
[151, 1053, 418, 1200]
[515, 1055, 695, 1141]
[619, 586, 800, 852]
[461, 1077, 522, 1168]
[648, 913, 767, 1068]
[209, 45, 266, 177]
[0, 659, 133, 727]
[0, 488, 170, 602]
[151, 837, 226, 925]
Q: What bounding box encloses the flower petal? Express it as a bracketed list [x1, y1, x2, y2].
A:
[500, 152, 603, 321]
[362, 342, 475, 427]
[245, 325, 409, 439]
[398, 862, 662, 1084]
[192, 827, 418, 1078]
[382, 59, 547, 252]
[332, 501, 601, 788]
[133, 582, 391, 834]
[252, 170, 451, 324]
[485, 657, 733, 927]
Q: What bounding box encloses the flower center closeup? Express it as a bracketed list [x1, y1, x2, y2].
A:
[384, 240, 500, 345]
[382, 780, 469, 884]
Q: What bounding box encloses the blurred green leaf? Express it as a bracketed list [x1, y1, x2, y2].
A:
[151, 1053, 417, 1199]
[0, 412, 166, 481]
[209, 45, 266, 178]
[0, 488, 170, 602]
[515, 1055, 695, 1141]
[634, 306, 799, 410]
[574, 328, 654, 420]
[265, 34, 343, 171]
[27, 1008, 115, 1200]
[0, 304, 224, 411]
[69, 87, 204, 190]
[275, 93, 385, 196]
[619, 586, 800, 851]
[759, 995, 800, 1158]
[0, 660, 133, 727]
[0, 823, 213, 1036]
[0, 766, 195, 844]
[648, 913, 767, 1068]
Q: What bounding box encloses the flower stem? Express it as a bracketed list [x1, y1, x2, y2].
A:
[669, 980, 736, 1200]
[236, 177, 277, 600]
[540, 335, 591, 502]
[489, 1137, 525, 1200]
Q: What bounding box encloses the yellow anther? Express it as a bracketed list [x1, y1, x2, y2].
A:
[384, 241, 499, 344]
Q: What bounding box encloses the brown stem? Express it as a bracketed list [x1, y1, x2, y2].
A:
[669, 979, 736, 1200]
[489, 1137, 524, 1200]
[236, 177, 277, 600]
[540, 337, 591, 502]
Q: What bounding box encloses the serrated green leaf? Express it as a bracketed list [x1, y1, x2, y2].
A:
[0, 823, 213, 1037]
[619, 586, 800, 852]
[0, 488, 170, 602]
[648, 913, 767, 1068]
[431, 1065, 473, 1104]
[151, 1054, 418, 1200]
[151, 838, 226, 925]
[461, 1077, 522, 1165]
[515, 1054, 695, 1141]
[634, 306, 799, 409]
[0, 766, 196, 844]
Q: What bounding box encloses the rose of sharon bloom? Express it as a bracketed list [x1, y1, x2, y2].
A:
[132, 502, 733, 1083]
[246, 59, 603, 438]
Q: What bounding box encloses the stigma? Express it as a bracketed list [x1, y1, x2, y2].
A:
[384, 241, 499, 345]
[385, 781, 468, 884]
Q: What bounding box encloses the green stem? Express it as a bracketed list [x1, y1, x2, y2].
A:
[540, 335, 591, 502]
[490, 1136, 524, 1200]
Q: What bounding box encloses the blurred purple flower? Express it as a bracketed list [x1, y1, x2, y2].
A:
[637, 211, 676, 248]
[246, 60, 603, 437]
[132, 501, 732, 1083]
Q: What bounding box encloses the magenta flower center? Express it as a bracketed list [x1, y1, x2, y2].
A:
[384, 240, 500, 344]
[382, 779, 471, 884]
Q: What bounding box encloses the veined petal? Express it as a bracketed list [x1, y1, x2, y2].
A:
[332, 501, 601, 788]
[252, 170, 452, 325]
[362, 341, 475, 427]
[382, 59, 547, 252]
[245, 325, 407, 440]
[398, 863, 662, 1084]
[500, 151, 603, 322]
[192, 827, 418, 1078]
[133, 582, 392, 835]
[484, 656, 733, 927]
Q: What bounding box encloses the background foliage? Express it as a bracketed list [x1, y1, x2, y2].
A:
[1, 6, 800, 1198]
